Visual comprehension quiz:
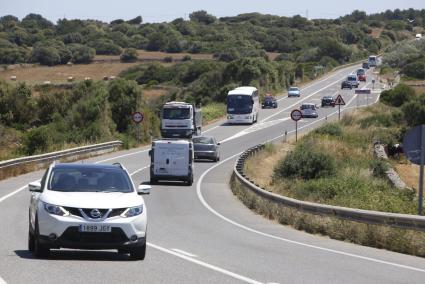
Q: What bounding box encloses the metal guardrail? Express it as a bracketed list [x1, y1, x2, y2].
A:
[0, 141, 123, 170]
[234, 144, 425, 231]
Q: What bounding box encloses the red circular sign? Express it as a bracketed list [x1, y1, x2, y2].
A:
[290, 109, 302, 121]
[132, 112, 144, 123]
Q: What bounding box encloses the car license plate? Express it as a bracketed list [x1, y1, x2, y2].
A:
[79, 224, 111, 233]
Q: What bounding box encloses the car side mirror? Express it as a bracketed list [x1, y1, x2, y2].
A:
[148, 150, 152, 156]
[217, 142, 221, 145]
[28, 181, 42, 192]
[137, 184, 151, 195]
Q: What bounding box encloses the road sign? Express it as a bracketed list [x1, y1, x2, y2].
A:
[132, 112, 144, 124]
[290, 109, 302, 121]
[403, 125, 425, 215]
[334, 94, 346, 105]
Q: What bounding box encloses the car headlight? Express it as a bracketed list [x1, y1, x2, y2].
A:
[43, 202, 69, 216]
[121, 205, 143, 218]
[227, 115, 233, 119]
[245, 115, 251, 119]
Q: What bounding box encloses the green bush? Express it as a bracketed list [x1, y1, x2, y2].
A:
[370, 159, 389, 178]
[67, 44, 95, 64]
[402, 94, 425, 126]
[380, 84, 415, 107]
[401, 60, 425, 79]
[120, 48, 138, 62]
[274, 141, 336, 180]
[313, 123, 342, 137]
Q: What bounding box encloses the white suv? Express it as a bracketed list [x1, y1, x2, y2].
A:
[28, 162, 150, 260]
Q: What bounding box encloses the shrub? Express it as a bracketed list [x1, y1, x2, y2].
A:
[401, 95, 425, 126]
[182, 55, 192, 61]
[380, 84, 415, 107]
[274, 141, 336, 180]
[370, 159, 389, 178]
[163, 56, 173, 63]
[67, 44, 95, 64]
[313, 123, 342, 137]
[401, 60, 425, 79]
[120, 48, 138, 62]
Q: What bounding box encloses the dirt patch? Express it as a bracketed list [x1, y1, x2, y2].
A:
[395, 163, 421, 191]
[94, 50, 214, 61]
[142, 87, 169, 103]
[0, 61, 142, 85]
[370, 28, 384, 38]
[244, 143, 294, 188]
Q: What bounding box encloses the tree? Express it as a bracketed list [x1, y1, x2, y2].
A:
[189, 10, 216, 25]
[67, 44, 95, 64]
[120, 48, 138, 62]
[127, 16, 142, 25]
[88, 39, 122, 55]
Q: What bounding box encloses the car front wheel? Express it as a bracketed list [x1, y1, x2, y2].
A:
[33, 219, 50, 258]
[130, 243, 146, 260]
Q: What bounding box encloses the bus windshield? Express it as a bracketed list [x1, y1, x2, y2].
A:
[227, 95, 253, 114]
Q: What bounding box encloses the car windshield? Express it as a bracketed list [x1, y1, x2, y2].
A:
[357, 69, 365, 75]
[289, 87, 299, 91]
[323, 97, 332, 101]
[48, 167, 133, 193]
[264, 96, 274, 101]
[227, 95, 253, 114]
[193, 137, 214, 144]
[162, 107, 191, 120]
[347, 75, 357, 81]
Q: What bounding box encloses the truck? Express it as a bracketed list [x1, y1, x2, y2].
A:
[149, 139, 194, 186]
[160, 102, 202, 138]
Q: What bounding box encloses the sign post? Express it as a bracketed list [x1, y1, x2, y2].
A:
[132, 111, 144, 144]
[290, 109, 302, 142]
[334, 94, 345, 121]
[403, 125, 425, 215]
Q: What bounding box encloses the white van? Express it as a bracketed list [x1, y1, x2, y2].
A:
[416, 34, 422, 40]
[149, 139, 194, 185]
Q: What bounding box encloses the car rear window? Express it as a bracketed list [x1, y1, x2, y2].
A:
[289, 87, 299, 91]
[193, 137, 214, 144]
[48, 167, 133, 193]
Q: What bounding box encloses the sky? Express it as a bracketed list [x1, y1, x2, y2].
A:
[1, 0, 424, 23]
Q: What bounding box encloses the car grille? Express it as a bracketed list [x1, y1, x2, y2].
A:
[60, 227, 129, 243]
[64, 207, 126, 219]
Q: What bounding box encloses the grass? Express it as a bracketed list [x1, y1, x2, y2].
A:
[202, 102, 226, 124]
[231, 175, 425, 257]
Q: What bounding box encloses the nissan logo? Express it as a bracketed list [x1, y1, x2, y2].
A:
[90, 209, 101, 218]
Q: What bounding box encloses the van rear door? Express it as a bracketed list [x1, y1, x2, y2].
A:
[154, 142, 189, 177]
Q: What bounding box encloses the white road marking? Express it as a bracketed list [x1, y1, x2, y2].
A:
[130, 166, 150, 176]
[171, 248, 198, 258]
[95, 149, 149, 163]
[220, 118, 291, 143]
[0, 185, 27, 204]
[148, 242, 263, 284]
[0, 275, 6, 284]
[196, 105, 425, 274]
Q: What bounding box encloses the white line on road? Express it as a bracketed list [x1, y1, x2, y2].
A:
[0, 185, 27, 204]
[148, 242, 263, 284]
[196, 118, 425, 274]
[171, 248, 198, 258]
[0, 275, 7, 284]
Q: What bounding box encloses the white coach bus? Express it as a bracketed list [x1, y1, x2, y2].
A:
[226, 86, 259, 124]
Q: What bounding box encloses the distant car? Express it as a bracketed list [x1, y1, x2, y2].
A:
[356, 68, 366, 82]
[28, 163, 150, 260]
[362, 62, 369, 69]
[262, 95, 278, 108]
[341, 80, 352, 89]
[288, 87, 301, 97]
[193, 136, 220, 162]
[321, 96, 335, 107]
[300, 103, 318, 118]
[347, 74, 359, 88]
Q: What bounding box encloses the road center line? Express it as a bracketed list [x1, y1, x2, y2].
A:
[148, 242, 263, 284]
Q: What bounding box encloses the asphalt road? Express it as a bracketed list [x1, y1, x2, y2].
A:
[2, 65, 425, 284]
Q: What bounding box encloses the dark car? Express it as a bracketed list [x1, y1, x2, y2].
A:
[341, 80, 352, 89]
[193, 136, 220, 162]
[262, 95, 278, 108]
[321, 96, 335, 107]
[356, 68, 366, 82]
[362, 62, 369, 69]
